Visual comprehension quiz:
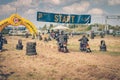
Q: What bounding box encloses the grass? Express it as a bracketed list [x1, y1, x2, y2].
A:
[107, 51, 120, 56]
[0, 35, 120, 80]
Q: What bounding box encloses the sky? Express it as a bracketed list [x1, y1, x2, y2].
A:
[0, 0, 120, 28]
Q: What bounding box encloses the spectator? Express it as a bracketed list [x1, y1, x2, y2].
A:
[0, 33, 3, 52]
[86, 43, 92, 53]
[100, 32, 104, 38]
[112, 31, 116, 37]
[91, 31, 95, 39]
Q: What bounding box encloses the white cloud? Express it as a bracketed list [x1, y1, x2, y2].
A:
[88, 8, 104, 15]
[0, 4, 16, 15]
[43, 0, 61, 5]
[62, 1, 90, 14]
[52, 0, 60, 5]
[12, 0, 33, 7]
[108, 0, 120, 5]
[24, 9, 36, 15]
[0, 0, 38, 19]
[23, 9, 38, 21]
[89, 0, 106, 4]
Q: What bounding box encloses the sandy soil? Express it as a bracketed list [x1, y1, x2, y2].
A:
[0, 35, 120, 80]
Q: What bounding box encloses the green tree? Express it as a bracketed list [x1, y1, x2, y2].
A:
[86, 25, 92, 31]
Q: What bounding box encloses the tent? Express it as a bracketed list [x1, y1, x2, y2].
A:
[52, 25, 69, 30]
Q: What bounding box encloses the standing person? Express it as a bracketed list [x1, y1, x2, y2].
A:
[100, 32, 104, 38]
[42, 33, 48, 42]
[25, 32, 29, 38]
[91, 31, 95, 39]
[3, 37, 7, 44]
[38, 32, 42, 40]
[50, 30, 55, 39]
[0, 33, 3, 52]
[112, 31, 116, 37]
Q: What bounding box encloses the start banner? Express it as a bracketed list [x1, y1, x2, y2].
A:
[37, 12, 91, 24]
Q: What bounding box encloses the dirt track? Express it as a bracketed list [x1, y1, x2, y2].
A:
[0, 35, 120, 80]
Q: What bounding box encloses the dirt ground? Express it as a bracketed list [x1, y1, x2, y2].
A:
[0, 35, 120, 80]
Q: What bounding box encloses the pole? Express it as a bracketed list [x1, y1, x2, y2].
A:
[105, 16, 108, 34]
